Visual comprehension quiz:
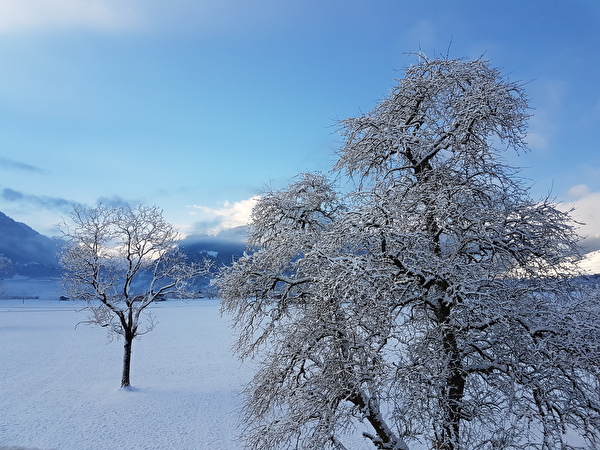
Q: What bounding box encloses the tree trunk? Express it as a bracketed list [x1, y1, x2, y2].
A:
[436, 302, 465, 450]
[121, 334, 133, 388]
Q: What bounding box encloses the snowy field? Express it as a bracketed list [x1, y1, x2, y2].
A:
[0, 293, 253, 450]
[0, 279, 592, 450]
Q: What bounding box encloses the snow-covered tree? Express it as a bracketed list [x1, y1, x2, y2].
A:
[218, 56, 600, 449]
[60, 204, 202, 388]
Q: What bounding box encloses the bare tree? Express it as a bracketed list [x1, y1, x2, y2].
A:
[60, 203, 202, 388]
[218, 56, 600, 449]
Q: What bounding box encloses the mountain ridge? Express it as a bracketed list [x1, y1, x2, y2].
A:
[0, 211, 62, 277]
[0, 211, 247, 280]
[0, 211, 598, 279]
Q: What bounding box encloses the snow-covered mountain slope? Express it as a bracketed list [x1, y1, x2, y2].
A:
[580, 249, 600, 275]
[0, 211, 62, 277]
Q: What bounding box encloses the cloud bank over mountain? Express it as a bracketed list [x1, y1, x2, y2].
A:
[185, 196, 259, 237]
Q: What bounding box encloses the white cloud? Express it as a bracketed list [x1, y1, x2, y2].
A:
[0, 0, 139, 33]
[524, 131, 548, 150]
[0, 0, 293, 35]
[561, 185, 600, 251]
[186, 196, 259, 236]
[567, 184, 591, 198]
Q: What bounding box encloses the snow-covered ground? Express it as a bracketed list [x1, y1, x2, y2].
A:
[0, 278, 594, 449]
[0, 296, 253, 450]
[580, 249, 600, 275]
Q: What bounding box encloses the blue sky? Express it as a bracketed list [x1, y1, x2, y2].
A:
[0, 0, 599, 248]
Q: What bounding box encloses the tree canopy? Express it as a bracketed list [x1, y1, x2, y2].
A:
[217, 56, 600, 450]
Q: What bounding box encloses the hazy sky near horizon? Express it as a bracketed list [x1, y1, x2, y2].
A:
[0, 0, 599, 247]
